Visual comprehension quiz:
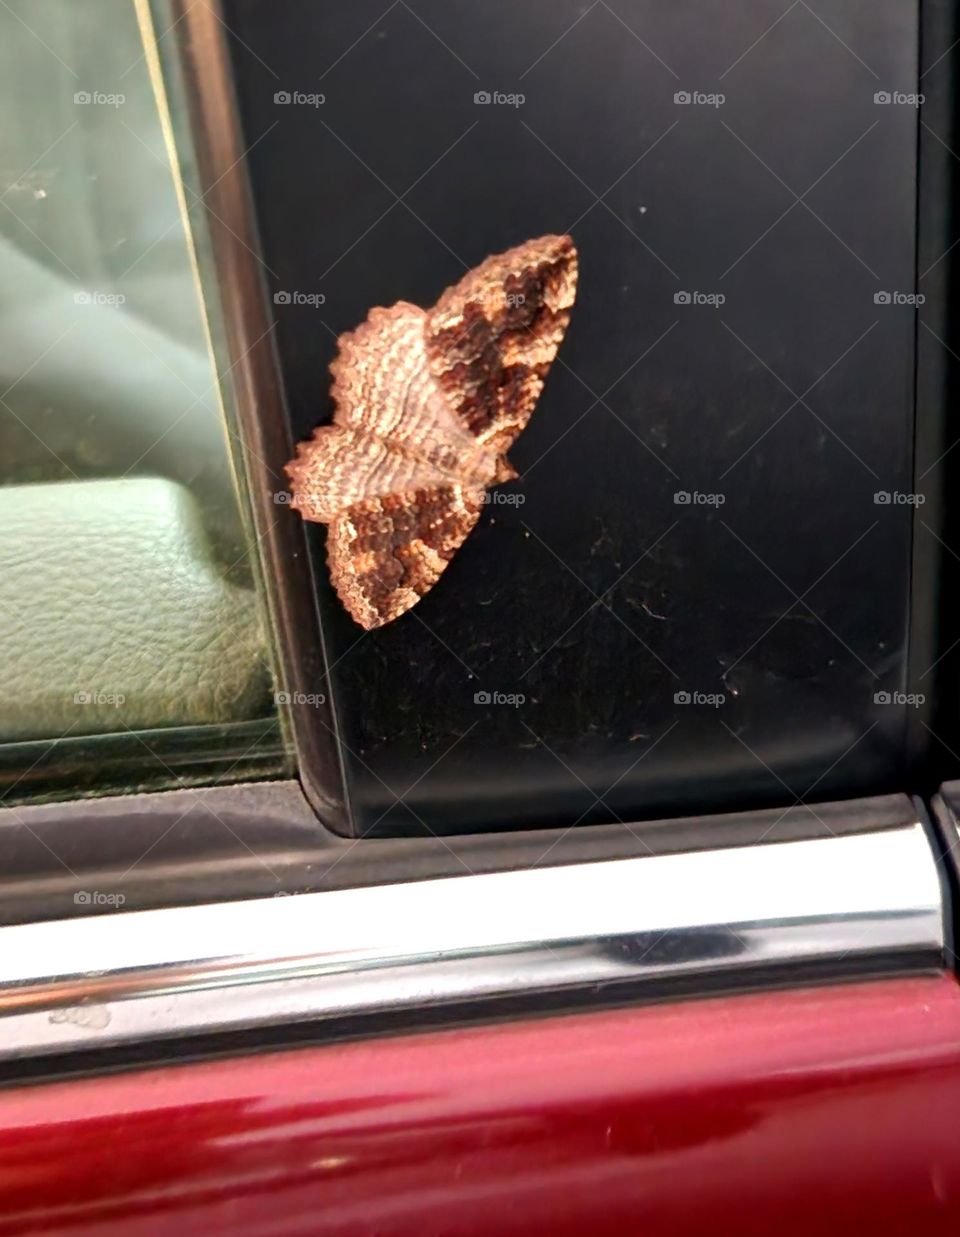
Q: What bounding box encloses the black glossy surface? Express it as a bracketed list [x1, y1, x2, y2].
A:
[224, 0, 921, 835]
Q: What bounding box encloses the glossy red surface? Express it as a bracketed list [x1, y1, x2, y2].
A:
[1, 977, 959, 1234]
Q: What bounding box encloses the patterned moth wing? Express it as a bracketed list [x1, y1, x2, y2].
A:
[426, 233, 579, 462]
[326, 487, 486, 631]
[286, 234, 578, 629]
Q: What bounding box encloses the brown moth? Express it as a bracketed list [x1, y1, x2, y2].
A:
[285, 233, 579, 629]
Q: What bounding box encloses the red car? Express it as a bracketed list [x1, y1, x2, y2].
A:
[1, 1, 958, 1233]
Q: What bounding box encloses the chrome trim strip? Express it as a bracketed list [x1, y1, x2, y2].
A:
[0, 821, 943, 1060]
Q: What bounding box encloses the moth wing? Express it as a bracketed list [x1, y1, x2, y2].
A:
[286, 303, 469, 521]
[286, 425, 450, 524]
[424, 234, 578, 455]
[327, 484, 485, 629]
[328, 301, 470, 454]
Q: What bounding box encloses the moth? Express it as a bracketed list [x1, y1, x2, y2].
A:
[285, 233, 578, 629]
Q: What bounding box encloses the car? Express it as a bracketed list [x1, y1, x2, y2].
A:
[1, 1, 959, 1232]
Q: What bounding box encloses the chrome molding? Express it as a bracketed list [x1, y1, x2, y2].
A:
[0, 819, 944, 1061]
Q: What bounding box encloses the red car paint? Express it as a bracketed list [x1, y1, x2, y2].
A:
[0, 976, 958, 1234]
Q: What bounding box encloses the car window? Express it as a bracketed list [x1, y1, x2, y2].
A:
[0, 0, 285, 802]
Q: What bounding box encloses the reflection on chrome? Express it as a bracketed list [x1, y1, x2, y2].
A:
[0, 818, 944, 1061]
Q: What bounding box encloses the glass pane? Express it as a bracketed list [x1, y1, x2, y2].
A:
[0, 0, 284, 800]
